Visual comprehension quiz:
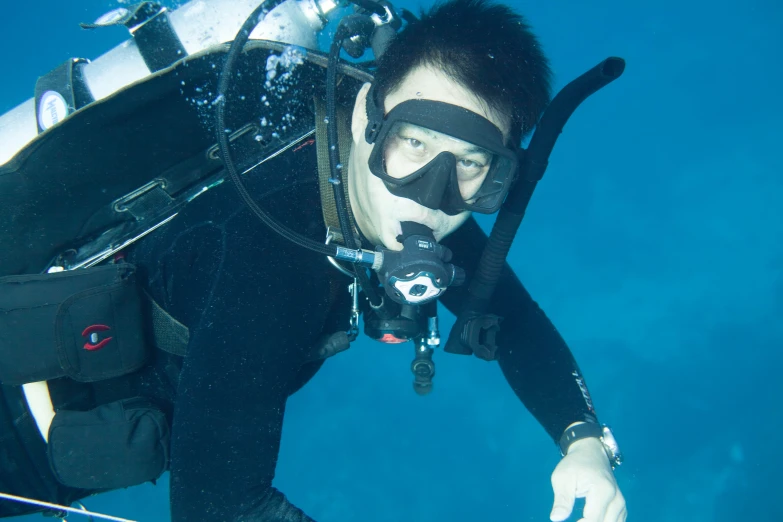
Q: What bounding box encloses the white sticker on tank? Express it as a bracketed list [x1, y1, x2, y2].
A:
[37, 91, 68, 130]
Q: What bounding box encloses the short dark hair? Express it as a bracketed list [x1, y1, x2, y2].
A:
[372, 0, 552, 141]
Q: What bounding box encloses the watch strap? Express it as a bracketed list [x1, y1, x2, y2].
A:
[558, 421, 603, 456]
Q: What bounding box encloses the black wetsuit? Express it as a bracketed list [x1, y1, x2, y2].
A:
[0, 139, 596, 521]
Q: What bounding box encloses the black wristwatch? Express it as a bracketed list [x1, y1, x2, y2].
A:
[558, 422, 623, 469]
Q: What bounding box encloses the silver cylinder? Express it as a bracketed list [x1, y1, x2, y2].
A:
[0, 0, 340, 167]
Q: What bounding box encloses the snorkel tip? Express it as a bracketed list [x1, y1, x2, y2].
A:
[600, 57, 626, 80]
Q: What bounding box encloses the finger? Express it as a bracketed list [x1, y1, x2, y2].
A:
[603, 490, 627, 522]
[579, 482, 615, 522]
[550, 468, 577, 522]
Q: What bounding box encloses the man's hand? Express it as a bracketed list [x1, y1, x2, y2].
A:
[549, 437, 627, 522]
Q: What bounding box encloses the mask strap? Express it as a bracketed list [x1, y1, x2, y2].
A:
[364, 83, 386, 144]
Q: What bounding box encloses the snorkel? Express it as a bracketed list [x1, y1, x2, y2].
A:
[444, 57, 626, 360]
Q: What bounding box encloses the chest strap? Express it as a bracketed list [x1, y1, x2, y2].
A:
[146, 291, 189, 357]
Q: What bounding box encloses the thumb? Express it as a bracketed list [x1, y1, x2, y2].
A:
[550, 471, 577, 521]
[550, 493, 575, 522]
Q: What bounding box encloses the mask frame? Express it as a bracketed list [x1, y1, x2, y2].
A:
[364, 84, 518, 215]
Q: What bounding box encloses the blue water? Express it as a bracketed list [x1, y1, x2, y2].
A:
[3, 0, 781, 520]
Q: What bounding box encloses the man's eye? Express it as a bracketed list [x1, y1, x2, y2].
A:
[459, 159, 479, 168]
[405, 137, 423, 148]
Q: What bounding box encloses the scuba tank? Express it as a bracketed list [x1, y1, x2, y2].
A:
[0, 0, 365, 277]
[0, 0, 342, 167]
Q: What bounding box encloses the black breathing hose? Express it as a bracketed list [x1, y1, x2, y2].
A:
[215, 0, 391, 305]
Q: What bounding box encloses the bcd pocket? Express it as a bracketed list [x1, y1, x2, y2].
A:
[0, 263, 149, 385]
[47, 398, 170, 490]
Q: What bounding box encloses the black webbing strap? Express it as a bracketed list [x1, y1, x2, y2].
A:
[34, 58, 93, 133]
[313, 96, 359, 245]
[145, 291, 189, 357]
[129, 6, 187, 72]
[81, 2, 187, 73]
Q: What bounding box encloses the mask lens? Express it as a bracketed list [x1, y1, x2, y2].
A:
[464, 154, 514, 205]
[383, 121, 495, 192]
[366, 100, 519, 215]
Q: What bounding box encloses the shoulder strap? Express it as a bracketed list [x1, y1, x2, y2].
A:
[313, 96, 360, 246]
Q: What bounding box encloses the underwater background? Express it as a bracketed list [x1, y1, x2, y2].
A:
[2, 0, 780, 520]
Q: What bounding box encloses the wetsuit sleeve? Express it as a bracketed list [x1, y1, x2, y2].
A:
[158, 220, 319, 522]
[440, 217, 598, 443]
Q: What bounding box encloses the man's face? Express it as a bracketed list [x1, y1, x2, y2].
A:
[348, 65, 510, 251]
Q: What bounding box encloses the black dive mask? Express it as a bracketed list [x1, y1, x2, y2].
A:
[365, 84, 518, 215]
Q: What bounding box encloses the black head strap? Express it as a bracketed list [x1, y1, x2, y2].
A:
[364, 83, 387, 144]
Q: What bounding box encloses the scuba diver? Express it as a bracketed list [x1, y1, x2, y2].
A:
[0, 0, 628, 520]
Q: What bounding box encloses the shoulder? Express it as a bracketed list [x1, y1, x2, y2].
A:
[130, 141, 330, 317]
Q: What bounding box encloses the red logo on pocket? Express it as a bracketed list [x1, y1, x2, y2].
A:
[82, 324, 113, 351]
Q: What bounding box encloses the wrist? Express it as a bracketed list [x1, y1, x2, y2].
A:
[558, 421, 624, 469]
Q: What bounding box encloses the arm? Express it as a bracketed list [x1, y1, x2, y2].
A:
[440, 217, 598, 442]
[147, 217, 325, 521]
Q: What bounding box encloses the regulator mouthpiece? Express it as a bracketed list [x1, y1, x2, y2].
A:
[375, 222, 465, 305]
